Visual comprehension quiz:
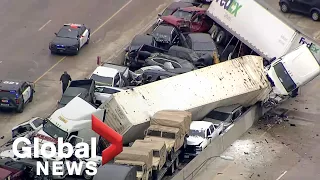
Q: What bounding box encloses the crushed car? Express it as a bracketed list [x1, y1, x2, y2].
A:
[11, 117, 43, 139]
[161, 6, 212, 32]
[94, 85, 124, 106]
[144, 53, 196, 70]
[124, 35, 157, 67]
[151, 24, 184, 50]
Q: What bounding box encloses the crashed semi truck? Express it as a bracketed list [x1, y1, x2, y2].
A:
[26, 45, 319, 149]
[100, 44, 320, 144]
[206, 0, 320, 62]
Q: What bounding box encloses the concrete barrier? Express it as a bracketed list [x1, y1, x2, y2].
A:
[172, 104, 264, 180]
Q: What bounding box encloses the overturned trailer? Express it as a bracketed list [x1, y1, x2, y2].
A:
[100, 55, 272, 144]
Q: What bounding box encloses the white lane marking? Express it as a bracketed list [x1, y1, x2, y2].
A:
[275, 171, 287, 180]
[38, 20, 52, 31]
[0, 61, 2, 64]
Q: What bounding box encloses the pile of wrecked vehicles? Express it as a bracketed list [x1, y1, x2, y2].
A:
[1, 0, 320, 180]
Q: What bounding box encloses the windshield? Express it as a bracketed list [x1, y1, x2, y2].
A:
[43, 120, 68, 140]
[152, 32, 171, 42]
[162, 132, 175, 139]
[90, 74, 114, 86]
[172, 9, 193, 20]
[162, 9, 174, 16]
[95, 87, 120, 94]
[193, 42, 216, 51]
[190, 129, 205, 138]
[134, 165, 143, 171]
[0, 91, 17, 98]
[59, 96, 75, 105]
[206, 111, 230, 121]
[57, 28, 79, 39]
[147, 130, 161, 137]
[273, 62, 297, 93]
[153, 151, 160, 157]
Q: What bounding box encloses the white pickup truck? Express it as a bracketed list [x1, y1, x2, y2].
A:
[89, 63, 130, 87]
[185, 121, 224, 158]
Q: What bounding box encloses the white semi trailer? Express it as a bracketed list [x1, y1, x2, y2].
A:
[206, 0, 320, 62]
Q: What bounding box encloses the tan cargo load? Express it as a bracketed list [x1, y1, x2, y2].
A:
[115, 147, 152, 170]
[151, 110, 192, 135]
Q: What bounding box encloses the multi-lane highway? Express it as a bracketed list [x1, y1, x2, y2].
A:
[0, 0, 172, 145]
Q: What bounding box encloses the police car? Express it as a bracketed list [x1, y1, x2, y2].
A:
[49, 23, 90, 55]
[0, 80, 35, 113]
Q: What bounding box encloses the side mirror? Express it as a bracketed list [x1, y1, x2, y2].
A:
[54, 32, 57, 36]
[158, 13, 161, 17]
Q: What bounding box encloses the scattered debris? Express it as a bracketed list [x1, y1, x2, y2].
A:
[217, 172, 223, 175]
[316, 134, 319, 136]
[0, 136, 3, 139]
[305, 107, 308, 109]
[249, 173, 254, 178]
[244, 152, 249, 155]
[257, 174, 260, 177]
[248, 131, 251, 134]
[290, 123, 296, 127]
[271, 149, 275, 152]
[265, 139, 268, 143]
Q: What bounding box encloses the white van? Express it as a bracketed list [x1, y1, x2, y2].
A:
[266, 44, 320, 96]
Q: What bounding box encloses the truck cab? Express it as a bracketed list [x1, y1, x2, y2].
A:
[185, 121, 223, 158]
[114, 160, 148, 180]
[34, 97, 105, 147]
[90, 63, 130, 88]
[266, 44, 320, 97]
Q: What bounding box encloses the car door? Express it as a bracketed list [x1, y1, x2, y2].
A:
[79, 26, 87, 48]
[206, 128, 213, 144]
[191, 13, 203, 32]
[209, 124, 217, 139]
[289, 0, 308, 13]
[21, 82, 31, 103]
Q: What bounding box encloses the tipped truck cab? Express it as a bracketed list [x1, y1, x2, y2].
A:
[266, 44, 320, 97]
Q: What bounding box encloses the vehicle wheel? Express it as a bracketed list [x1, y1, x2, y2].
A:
[280, 3, 289, 13]
[175, 156, 180, 169]
[83, 170, 93, 180]
[209, 24, 220, 40]
[50, 50, 55, 55]
[86, 35, 90, 44]
[74, 47, 79, 55]
[170, 163, 175, 175]
[215, 30, 226, 45]
[311, 11, 320, 21]
[16, 100, 25, 113]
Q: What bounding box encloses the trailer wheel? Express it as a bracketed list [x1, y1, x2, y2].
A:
[209, 24, 220, 40]
[170, 163, 175, 175]
[169, 148, 174, 161]
[215, 30, 226, 45]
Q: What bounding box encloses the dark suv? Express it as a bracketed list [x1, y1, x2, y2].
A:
[279, 0, 320, 21]
[0, 80, 35, 113]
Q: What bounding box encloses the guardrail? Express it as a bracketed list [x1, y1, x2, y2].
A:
[172, 104, 265, 180]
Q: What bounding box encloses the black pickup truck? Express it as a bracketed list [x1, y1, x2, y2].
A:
[57, 79, 96, 109]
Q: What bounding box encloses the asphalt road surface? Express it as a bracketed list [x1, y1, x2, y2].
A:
[193, 1, 320, 179]
[0, 0, 172, 145]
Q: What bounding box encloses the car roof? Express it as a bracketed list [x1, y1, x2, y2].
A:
[187, 33, 213, 42]
[181, 6, 206, 12]
[94, 164, 135, 180]
[0, 80, 23, 91]
[214, 104, 242, 113]
[0, 168, 12, 179]
[92, 66, 118, 78]
[153, 25, 176, 34]
[190, 121, 212, 130]
[167, 1, 194, 10]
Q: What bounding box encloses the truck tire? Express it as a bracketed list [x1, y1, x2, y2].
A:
[209, 24, 220, 40]
[220, 45, 236, 62]
[311, 10, 320, 21]
[170, 163, 175, 175]
[280, 2, 290, 13]
[175, 157, 180, 169]
[83, 170, 93, 180]
[215, 30, 226, 45]
[169, 148, 174, 161]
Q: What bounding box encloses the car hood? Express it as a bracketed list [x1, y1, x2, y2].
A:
[144, 136, 175, 151]
[51, 37, 78, 46]
[34, 130, 58, 145]
[0, 150, 17, 160]
[187, 136, 204, 146]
